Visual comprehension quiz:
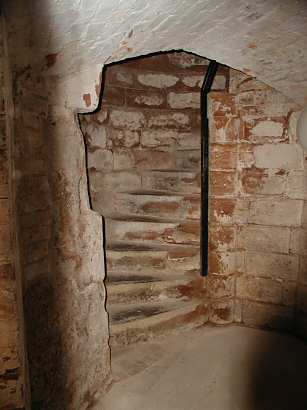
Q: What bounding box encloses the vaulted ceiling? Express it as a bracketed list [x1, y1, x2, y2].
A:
[4, 0, 307, 105]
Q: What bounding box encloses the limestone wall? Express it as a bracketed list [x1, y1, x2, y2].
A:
[209, 70, 303, 329]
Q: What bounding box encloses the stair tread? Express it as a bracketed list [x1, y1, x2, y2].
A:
[106, 241, 199, 252]
[105, 213, 199, 224]
[106, 272, 194, 285]
[118, 189, 199, 198]
[109, 299, 199, 326]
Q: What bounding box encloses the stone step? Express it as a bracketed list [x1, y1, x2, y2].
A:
[105, 218, 200, 246]
[109, 300, 208, 347]
[93, 190, 200, 220]
[106, 275, 203, 304]
[106, 243, 200, 274]
[141, 170, 201, 194]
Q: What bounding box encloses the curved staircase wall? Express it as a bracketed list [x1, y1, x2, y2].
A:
[79, 51, 304, 347]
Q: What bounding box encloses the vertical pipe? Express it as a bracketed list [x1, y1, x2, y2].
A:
[200, 60, 218, 276]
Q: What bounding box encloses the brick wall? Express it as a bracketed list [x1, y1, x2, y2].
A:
[209, 69, 303, 329]
[0, 19, 25, 410]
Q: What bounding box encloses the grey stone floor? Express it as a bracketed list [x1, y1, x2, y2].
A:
[104, 326, 307, 410]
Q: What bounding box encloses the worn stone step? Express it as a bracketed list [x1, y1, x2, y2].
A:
[106, 270, 198, 284]
[105, 218, 200, 245]
[106, 275, 202, 304]
[109, 300, 208, 347]
[106, 243, 200, 274]
[142, 170, 201, 194]
[93, 190, 200, 220]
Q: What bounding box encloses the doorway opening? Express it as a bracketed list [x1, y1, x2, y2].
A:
[79, 50, 229, 374]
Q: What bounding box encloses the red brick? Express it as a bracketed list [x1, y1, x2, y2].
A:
[209, 92, 236, 117]
[104, 66, 135, 87]
[209, 224, 236, 251]
[210, 171, 236, 195]
[210, 115, 242, 143]
[210, 144, 237, 170]
[101, 86, 125, 106]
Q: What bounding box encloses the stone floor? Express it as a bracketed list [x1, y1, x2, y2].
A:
[104, 326, 307, 410]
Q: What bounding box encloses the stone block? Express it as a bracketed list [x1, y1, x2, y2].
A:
[89, 170, 141, 192]
[209, 224, 236, 252]
[237, 225, 290, 253]
[210, 198, 249, 224]
[286, 170, 307, 199]
[142, 171, 200, 193]
[238, 144, 255, 169]
[240, 169, 285, 195]
[242, 300, 294, 330]
[207, 274, 235, 298]
[113, 149, 135, 170]
[236, 276, 282, 304]
[254, 143, 303, 170]
[175, 149, 201, 170]
[107, 219, 199, 245]
[137, 73, 179, 89]
[126, 89, 166, 108]
[82, 123, 107, 150]
[289, 228, 301, 255]
[212, 74, 227, 91]
[246, 252, 299, 281]
[109, 109, 146, 130]
[210, 299, 234, 324]
[242, 117, 286, 144]
[147, 111, 191, 130]
[133, 149, 176, 170]
[141, 129, 200, 149]
[249, 198, 303, 226]
[141, 129, 178, 148]
[105, 67, 134, 87]
[88, 149, 113, 171]
[107, 128, 140, 148]
[209, 251, 243, 275]
[181, 75, 204, 88]
[167, 92, 200, 109]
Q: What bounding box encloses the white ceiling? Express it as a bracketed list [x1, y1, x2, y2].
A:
[4, 0, 307, 106]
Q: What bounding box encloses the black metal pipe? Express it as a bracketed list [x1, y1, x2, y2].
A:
[200, 60, 219, 277]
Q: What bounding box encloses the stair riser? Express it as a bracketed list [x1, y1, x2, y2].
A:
[110, 303, 209, 347]
[106, 220, 200, 245]
[107, 279, 204, 304]
[93, 192, 200, 220]
[106, 249, 200, 274]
